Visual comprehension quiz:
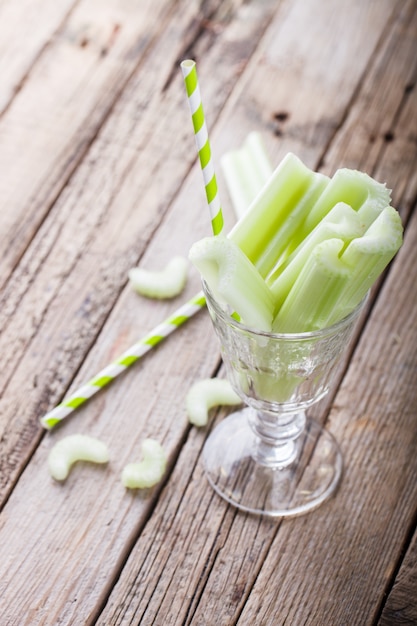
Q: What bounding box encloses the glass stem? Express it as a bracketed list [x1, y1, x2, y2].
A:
[248, 409, 306, 469]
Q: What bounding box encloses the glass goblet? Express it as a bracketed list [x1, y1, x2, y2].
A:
[202, 281, 366, 517]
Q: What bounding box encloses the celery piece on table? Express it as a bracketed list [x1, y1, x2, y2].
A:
[228, 152, 323, 278]
[272, 238, 352, 333]
[221, 132, 273, 219]
[267, 202, 364, 310]
[189, 235, 275, 331]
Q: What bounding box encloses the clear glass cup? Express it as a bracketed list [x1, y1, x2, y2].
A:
[202, 281, 366, 517]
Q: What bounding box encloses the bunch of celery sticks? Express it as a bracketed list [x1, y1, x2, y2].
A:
[189, 136, 403, 333]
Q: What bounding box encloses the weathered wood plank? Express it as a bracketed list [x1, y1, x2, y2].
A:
[93, 1, 415, 624]
[0, 1, 413, 625]
[0, 2, 279, 623]
[322, 0, 417, 222]
[0, 0, 274, 505]
[0, 0, 187, 289]
[95, 219, 416, 625]
[98, 179, 417, 626]
[0, 0, 78, 114]
[95, 225, 416, 625]
[379, 528, 417, 626]
[213, 0, 400, 174]
[234, 201, 417, 626]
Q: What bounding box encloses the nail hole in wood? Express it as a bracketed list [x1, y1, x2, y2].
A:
[273, 111, 289, 122]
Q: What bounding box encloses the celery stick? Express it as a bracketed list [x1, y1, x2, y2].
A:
[267, 202, 364, 310]
[326, 205, 403, 324]
[258, 172, 329, 275]
[290, 168, 392, 251]
[221, 132, 273, 219]
[244, 132, 275, 185]
[228, 153, 322, 277]
[272, 239, 352, 333]
[221, 150, 264, 220]
[189, 236, 274, 331]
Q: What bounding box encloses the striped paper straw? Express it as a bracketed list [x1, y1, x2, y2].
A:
[40, 291, 206, 429]
[181, 59, 224, 236]
[41, 63, 223, 429]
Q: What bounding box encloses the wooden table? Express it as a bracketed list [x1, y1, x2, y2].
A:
[0, 1, 416, 624]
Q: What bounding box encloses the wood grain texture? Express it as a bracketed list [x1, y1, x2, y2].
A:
[0, 0, 78, 114]
[322, 0, 417, 219]
[0, 0, 274, 506]
[379, 528, 417, 625]
[235, 204, 417, 626]
[0, 0, 182, 288]
[0, 1, 278, 623]
[0, 0, 415, 624]
[213, 0, 400, 175]
[96, 2, 417, 625]
[96, 215, 417, 625]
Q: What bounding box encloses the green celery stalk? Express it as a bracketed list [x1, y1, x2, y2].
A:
[326, 205, 403, 324]
[189, 235, 275, 331]
[228, 152, 324, 278]
[244, 132, 275, 182]
[221, 132, 273, 219]
[272, 238, 352, 333]
[288, 168, 392, 253]
[267, 202, 364, 310]
[199, 145, 403, 335]
[261, 173, 330, 271]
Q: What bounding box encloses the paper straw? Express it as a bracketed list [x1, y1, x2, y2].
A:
[41, 62, 222, 429]
[181, 59, 224, 236]
[40, 291, 206, 429]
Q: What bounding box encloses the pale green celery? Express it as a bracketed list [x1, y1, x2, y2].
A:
[186, 378, 241, 426]
[289, 168, 392, 252]
[189, 236, 274, 331]
[228, 152, 320, 278]
[241, 367, 302, 405]
[121, 439, 166, 489]
[244, 132, 275, 188]
[221, 151, 264, 220]
[261, 172, 330, 269]
[221, 132, 273, 219]
[272, 238, 352, 333]
[267, 202, 364, 310]
[128, 256, 188, 299]
[326, 205, 403, 325]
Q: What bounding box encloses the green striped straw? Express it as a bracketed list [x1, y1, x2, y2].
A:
[181, 59, 224, 236]
[41, 61, 224, 429]
[40, 291, 206, 429]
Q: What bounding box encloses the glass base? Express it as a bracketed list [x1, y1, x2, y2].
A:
[202, 408, 343, 518]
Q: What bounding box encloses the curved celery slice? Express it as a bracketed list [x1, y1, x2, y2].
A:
[272, 238, 351, 333]
[221, 132, 273, 219]
[268, 202, 364, 309]
[128, 256, 188, 299]
[229, 152, 322, 277]
[189, 236, 274, 331]
[186, 378, 241, 426]
[121, 439, 166, 489]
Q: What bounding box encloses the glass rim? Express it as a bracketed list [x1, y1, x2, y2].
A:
[202, 280, 368, 341]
